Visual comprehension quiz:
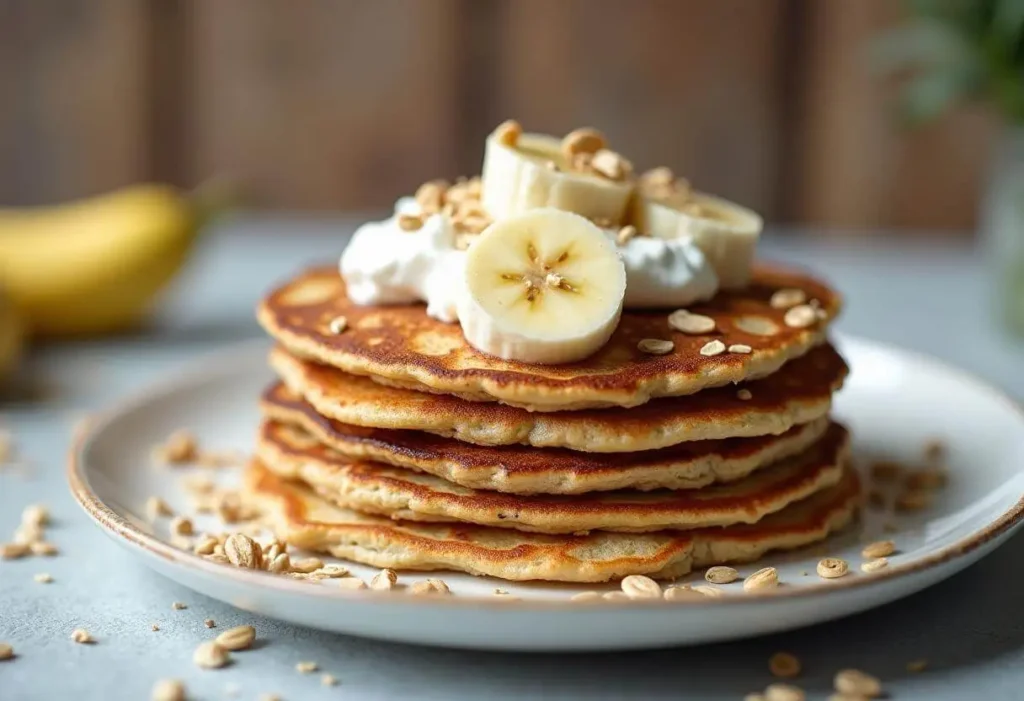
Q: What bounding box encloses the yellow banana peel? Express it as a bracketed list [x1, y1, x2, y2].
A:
[0, 183, 220, 338]
[0, 283, 24, 381]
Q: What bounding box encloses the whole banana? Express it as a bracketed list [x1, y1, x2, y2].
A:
[0, 184, 211, 337]
[0, 283, 24, 381]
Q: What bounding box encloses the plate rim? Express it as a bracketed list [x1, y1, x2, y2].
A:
[67, 335, 1024, 611]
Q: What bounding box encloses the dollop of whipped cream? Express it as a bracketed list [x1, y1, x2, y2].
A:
[340, 198, 718, 323]
[341, 198, 465, 322]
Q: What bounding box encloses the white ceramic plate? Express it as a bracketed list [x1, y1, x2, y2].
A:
[69, 336, 1024, 652]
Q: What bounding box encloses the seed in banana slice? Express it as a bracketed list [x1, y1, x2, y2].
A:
[457, 208, 627, 365]
[480, 124, 635, 226]
[630, 190, 763, 289]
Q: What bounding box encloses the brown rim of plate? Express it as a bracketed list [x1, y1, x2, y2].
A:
[65, 338, 1024, 608]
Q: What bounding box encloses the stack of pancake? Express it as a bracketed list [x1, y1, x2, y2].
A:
[246, 264, 860, 583]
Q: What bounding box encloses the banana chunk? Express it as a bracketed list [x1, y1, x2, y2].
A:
[457, 208, 626, 365]
[481, 124, 635, 226]
[630, 190, 763, 290]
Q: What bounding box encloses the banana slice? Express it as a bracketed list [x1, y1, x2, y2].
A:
[457, 208, 626, 365]
[480, 123, 635, 226]
[630, 190, 763, 289]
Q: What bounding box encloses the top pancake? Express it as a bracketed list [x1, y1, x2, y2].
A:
[258, 264, 841, 411]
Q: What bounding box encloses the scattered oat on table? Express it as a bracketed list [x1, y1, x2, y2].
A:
[906, 659, 929, 673]
[0, 543, 28, 560]
[0, 642, 13, 661]
[171, 601, 187, 610]
[833, 669, 882, 697]
[70, 628, 94, 644]
[151, 679, 186, 701]
[151, 624, 160, 632]
[296, 661, 318, 674]
[570, 591, 602, 603]
[14, 522, 43, 546]
[321, 673, 339, 686]
[768, 652, 801, 678]
[33, 572, 52, 584]
[204, 618, 216, 629]
[29, 541, 58, 556]
[22, 504, 49, 528]
[215, 625, 256, 651]
[193, 641, 230, 669]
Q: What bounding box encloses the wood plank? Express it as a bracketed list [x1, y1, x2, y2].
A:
[189, 0, 463, 210]
[0, 0, 149, 205]
[788, 0, 999, 230]
[493, 0, 788, 218]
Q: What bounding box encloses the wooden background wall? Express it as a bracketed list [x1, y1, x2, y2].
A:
[0, 0, 1004, 231]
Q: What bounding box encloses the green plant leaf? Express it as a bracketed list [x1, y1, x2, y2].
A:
[869, 20, 973, 74]
[992, 0, 1024, 43]
[898, 69, 975, 124]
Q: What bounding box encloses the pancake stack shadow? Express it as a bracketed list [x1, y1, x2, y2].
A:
[244, 265, 861, 584]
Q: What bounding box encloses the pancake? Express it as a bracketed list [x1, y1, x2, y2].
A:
[269, 343, 848, 452]
[262, 383, 831, 494]
[258, 265, 841, 411]
[244, 460, 861, 582]
[256, 420, 850, 534]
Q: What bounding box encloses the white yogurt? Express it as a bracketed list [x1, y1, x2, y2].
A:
[340, 199, 719, 322]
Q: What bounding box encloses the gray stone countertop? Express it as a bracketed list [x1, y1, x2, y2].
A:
[1, 216, 1022, 700]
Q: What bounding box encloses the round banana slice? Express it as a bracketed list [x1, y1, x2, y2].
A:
[457, 208, 627, 365]
[630, 191, 763, 289]
[480, 127, 635, 226]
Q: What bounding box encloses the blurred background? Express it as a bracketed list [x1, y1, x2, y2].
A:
[0, 0, 1015, 230]
[0, 0, 1022, 372]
